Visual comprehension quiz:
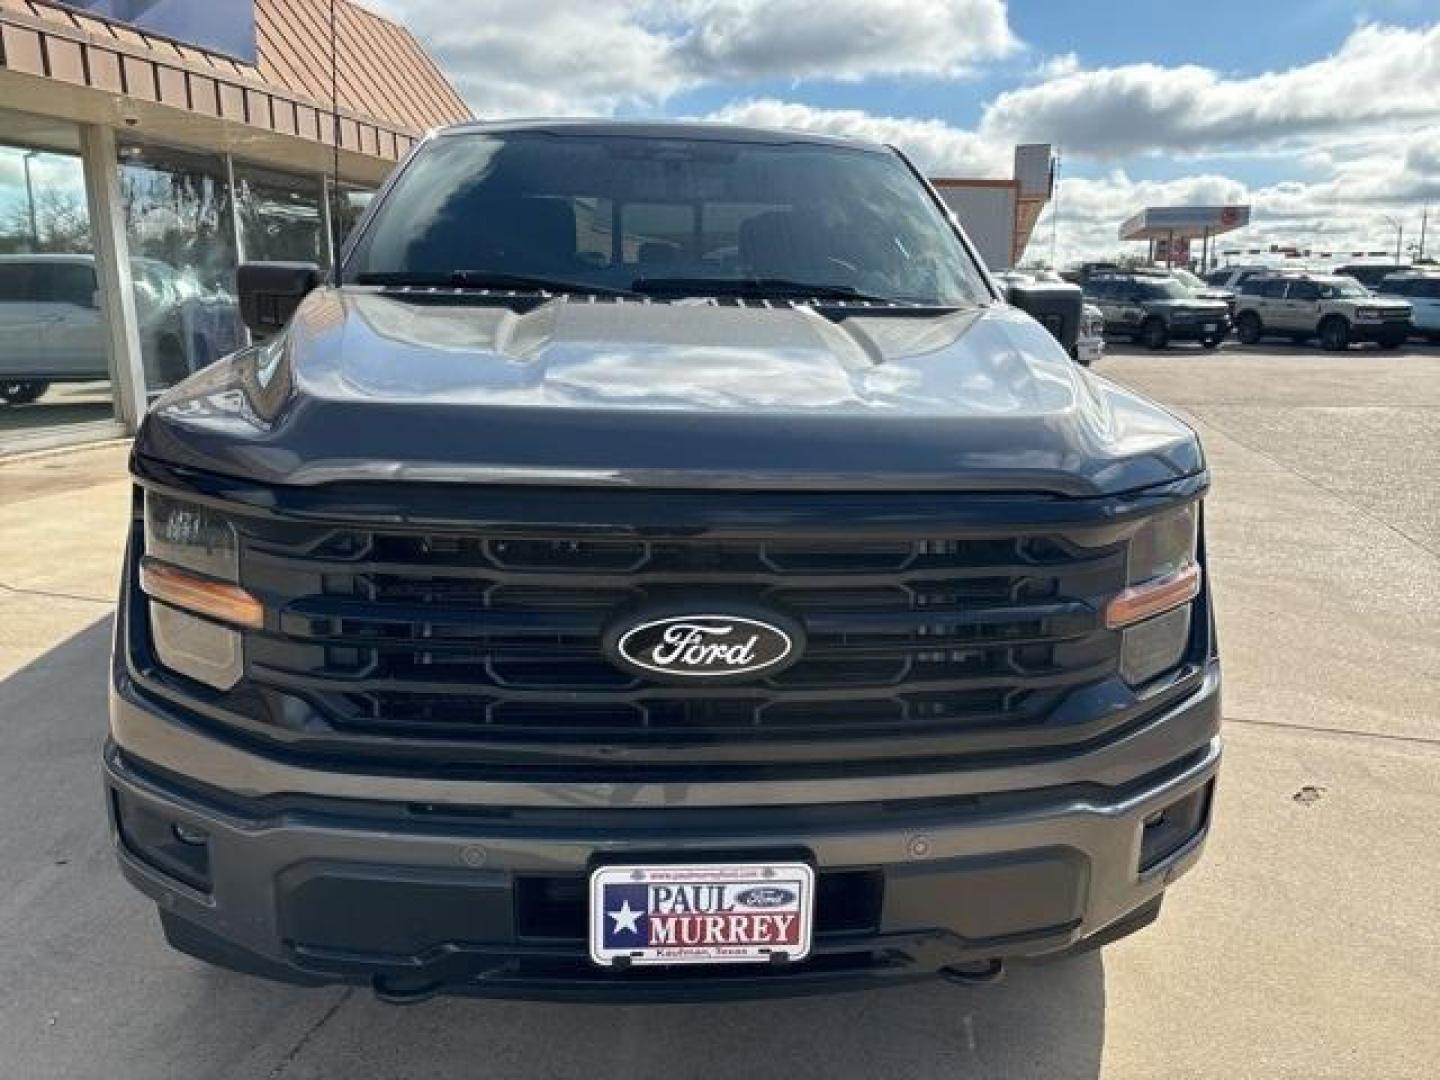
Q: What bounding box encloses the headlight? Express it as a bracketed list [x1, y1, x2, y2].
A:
[1125, 503, 1198, 589]
[144, 491, 239, 580]
[1355, 308, 1380, 321]
[140, 493, 260, 690]
[1108, 505, 1202, 686]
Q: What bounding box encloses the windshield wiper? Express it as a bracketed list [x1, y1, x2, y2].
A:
[631, 276, 908, 305]
[355, 271, 639, 297]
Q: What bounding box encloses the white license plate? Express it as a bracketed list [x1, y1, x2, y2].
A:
[589, 862, 814, 967]
[1202, 323, 1218, 332]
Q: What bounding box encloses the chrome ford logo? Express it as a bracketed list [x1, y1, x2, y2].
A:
[736, 886, 796, 908]
[608, 610, 801, 682]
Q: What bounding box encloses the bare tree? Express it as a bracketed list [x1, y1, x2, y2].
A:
[0, 188, 91, 254]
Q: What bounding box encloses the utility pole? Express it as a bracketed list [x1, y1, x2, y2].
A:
[1381, 214, 1404, 263]
[1420, 206, 1429, 262]
[1048, 154, 1060, 269]
[23, 150, 41, 249]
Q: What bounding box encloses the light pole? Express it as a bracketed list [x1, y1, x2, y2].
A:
[1380, 214, 1404, 263]
[1048, 154, 1061, 269]
[22, 149, 41, 250]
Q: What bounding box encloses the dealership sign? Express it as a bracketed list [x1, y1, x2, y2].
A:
[62, 1, 256, 63]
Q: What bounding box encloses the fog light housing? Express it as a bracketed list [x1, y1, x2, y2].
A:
[1139, 782, 1213, 872]
[111, 789, 212, 892]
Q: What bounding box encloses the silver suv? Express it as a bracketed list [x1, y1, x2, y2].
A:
[1233, 272, 1411, 350]
[0, 254, 242, 405]
[1376, 271, 1440, 343]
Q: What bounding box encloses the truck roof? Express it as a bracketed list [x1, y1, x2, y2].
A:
[435, 117, 890, 154]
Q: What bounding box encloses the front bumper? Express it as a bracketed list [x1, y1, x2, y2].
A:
[1075, 337, 1105, 365]
[1350, 319, 1412, 342]
[105, 670, 1221, 1000]
[1167, 318, 1229, 341]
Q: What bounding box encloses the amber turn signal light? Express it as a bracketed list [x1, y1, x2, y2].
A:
[139, 558, 264, 629]
[1105, 562, 1201, 629]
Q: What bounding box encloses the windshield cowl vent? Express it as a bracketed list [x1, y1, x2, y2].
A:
[368, 285, 961, 318]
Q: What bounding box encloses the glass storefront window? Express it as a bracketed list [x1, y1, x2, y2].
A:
[0, 120, 118, 436]
[335, 187, 374, 254]
[119, 143, 246, 388]
[235, 164, 326, 267]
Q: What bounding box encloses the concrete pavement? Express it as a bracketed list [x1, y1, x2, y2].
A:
[0, 345, 1436, 1078]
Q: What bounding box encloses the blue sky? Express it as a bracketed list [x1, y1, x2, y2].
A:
[373, 0, 1440, 263]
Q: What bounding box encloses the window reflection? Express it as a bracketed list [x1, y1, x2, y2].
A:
[335, 187, 373, 253]
[235, 164, 325, 266]
[0, 141, 115, 419]
[119, 143, 246, 387]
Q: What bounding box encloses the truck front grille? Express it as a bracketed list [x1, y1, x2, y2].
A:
[219, 520, 1132, 768]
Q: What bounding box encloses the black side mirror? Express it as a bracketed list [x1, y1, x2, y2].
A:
[1006, 280, 1083, 353]
[237, 262, 321, 338]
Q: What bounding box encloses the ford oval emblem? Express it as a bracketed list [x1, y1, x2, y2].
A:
[607, 608, 803, 682]
[736, 886, 797, 908]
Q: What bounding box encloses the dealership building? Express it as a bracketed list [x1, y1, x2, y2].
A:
[0, 0, 470, 452]
[931, 144, 1054, 272]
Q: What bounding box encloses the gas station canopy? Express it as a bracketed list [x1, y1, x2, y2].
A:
[1120, 205, 1251, 267]
[1120, 205, 1251, 241]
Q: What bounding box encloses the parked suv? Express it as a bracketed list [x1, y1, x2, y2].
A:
[1376, 271, 1440, 342]
[1084, 272, 1230, 348]
[106, 120, 1220, 1001]
[0, 253, 241, 404]
[1233, 272, 1412, 350]
[994, 270, 1102, 364]
[1204, 265, 1272, 292]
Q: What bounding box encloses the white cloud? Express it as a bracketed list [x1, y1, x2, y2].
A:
[364, 0, 685, 116]
[708, 98, 1012, 176]
[671, 0, 1017, 82]
[361, 5, 1440, 263]
[980, 23, 1440, 158]
[366, 0, 1018, 116]
[704, 105, 1439, 266]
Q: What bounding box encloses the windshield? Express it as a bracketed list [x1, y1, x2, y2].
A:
[1320, 278, 1369, 298]
[1135, 279, 1192, 300]
[1172, 269, 1206, 289]
[345, 132, 991, 305]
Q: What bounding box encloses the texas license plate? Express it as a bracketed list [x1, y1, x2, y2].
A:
[589, 862, 814, 967]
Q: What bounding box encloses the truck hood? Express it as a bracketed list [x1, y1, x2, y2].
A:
[135, 287, 1204, 497]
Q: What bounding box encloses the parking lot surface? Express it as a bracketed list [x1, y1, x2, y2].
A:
[1, 342, 1437, 1079]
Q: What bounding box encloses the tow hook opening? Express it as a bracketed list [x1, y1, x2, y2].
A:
[372, 973, 446, 1005]
[938, 959, 1006, 986]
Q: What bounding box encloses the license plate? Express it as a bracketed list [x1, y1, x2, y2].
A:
[589, 862, 814, 967]
[1203, 323, 1218, 332]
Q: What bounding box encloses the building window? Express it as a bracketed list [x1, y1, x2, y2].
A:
[118, 142, 246, 388]
[0, 124, 118, 430]
[234, 163, 326, 267]
[334, 187, 374, 256]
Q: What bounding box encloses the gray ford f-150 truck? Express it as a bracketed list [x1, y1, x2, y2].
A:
[106, 120, 1221, 1002]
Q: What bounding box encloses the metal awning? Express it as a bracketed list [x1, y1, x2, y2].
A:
[0, 0, 472, 184]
